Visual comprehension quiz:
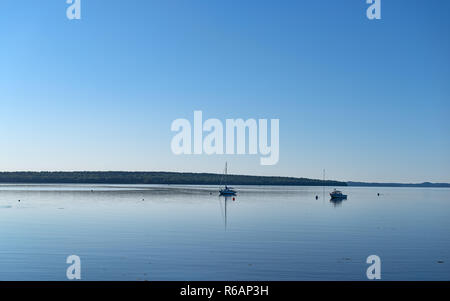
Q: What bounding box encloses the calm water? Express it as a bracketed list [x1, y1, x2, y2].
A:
[0, 184, 449, 280]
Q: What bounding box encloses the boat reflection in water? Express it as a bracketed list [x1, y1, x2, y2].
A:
[218, 195, 237, 231]
[329, 197, 345, 207]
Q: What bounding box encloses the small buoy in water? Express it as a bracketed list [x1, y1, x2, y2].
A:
[18, 200, 20, 202]
[232, 197, 235, 201]
[315, 195, 318, 200]
[377, 193, 380, 196]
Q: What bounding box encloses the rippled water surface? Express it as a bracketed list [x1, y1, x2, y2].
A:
[0, 184, 448, 280]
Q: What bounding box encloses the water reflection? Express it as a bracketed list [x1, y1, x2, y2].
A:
[218, 195, 237, 231]
[1, 184, 449, 280]
[329, 197, 345, 207]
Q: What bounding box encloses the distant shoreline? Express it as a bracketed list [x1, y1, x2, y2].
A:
[347, 181, 450, 188]
[0, 171, 449, 188]
[0, 171, 345, 186]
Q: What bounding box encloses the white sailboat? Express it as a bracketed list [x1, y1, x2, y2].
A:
[219, 162, 237, 196]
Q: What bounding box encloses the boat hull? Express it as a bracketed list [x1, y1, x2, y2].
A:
[330, 194, 347, 199]
[220, 189, 236, 196]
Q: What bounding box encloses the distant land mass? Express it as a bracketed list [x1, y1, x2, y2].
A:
[0, 171, 345, 186]
[347, 181, 450, 188]
[0, 172, 448, 187]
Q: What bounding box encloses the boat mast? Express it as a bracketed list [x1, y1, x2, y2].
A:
[225, 162, 228, 187]
[322, 169, 325, 201]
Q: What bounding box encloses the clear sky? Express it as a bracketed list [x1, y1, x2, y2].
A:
[1, 0, 449, 183]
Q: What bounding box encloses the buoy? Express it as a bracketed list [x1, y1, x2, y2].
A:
[315, 195, 318, 200]
[232, 197, 235, 201]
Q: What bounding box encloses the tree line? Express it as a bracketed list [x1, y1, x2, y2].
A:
[0, 171, 347, 186]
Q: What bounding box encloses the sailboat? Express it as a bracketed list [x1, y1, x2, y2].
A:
[219, 162, 237, 196]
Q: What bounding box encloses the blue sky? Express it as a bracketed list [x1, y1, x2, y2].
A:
[0, 0, 449, 183]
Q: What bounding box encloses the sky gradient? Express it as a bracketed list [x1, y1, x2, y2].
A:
[1, 0, 449, 183]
